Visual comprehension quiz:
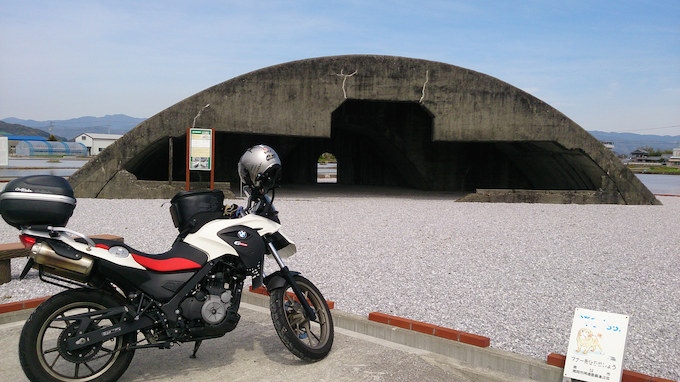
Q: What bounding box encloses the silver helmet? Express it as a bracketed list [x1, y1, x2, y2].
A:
[238, 144, 282, 190]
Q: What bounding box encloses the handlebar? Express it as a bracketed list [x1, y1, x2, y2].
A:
[243, 186, 280, 223]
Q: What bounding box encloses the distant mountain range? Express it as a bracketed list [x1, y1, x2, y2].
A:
[1, 115, 678, 155]
[0, 121, 67, 141]
[588, 130, 680, 156]
[1, 115, 145, 140]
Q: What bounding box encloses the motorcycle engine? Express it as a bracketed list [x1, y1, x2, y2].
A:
[198, 292, 232, 325]
[180, 276, 233, 325]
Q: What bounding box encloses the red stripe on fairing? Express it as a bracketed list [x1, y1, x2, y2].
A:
[95, 244, 110, 250]
[131, 254, 202, 272]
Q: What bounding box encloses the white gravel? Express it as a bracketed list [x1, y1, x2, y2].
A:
[1, 189, 678, 380]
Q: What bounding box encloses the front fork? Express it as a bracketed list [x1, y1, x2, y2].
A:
[265, 240, 317, 321]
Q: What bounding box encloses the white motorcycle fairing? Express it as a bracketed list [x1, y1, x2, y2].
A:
[183, 213, 296, 262]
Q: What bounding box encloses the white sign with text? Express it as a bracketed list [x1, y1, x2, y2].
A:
[189, 128, 212, 171]
[564, 308, 629, 382]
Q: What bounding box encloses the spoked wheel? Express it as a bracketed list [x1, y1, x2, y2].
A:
[19, 289, 136, 382]
[269, 275, 334, 361]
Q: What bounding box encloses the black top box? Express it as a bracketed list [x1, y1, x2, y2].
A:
[0, 175, 76, 229]
[169, 189, 224, 230]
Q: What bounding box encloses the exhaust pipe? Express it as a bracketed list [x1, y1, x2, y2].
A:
[30, 242, 94, 282]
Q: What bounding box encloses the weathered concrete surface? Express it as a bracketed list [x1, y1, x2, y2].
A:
[95, 170, 233, 199]
[69, 55, 658, 205]
[457, 188, 625, 204]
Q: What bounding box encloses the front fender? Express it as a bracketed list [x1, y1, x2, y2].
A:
[264, 270, 300, 292]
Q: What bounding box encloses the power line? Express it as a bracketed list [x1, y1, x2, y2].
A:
[618, 124, 680, 133]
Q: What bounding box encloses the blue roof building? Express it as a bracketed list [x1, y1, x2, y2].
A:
[4, 135, 48, 142]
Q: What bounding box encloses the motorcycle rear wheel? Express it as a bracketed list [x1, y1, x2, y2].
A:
[18, 288, 136, 382]
[269, 275, 334, 361]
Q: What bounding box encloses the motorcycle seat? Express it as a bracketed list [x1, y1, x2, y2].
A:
[82, 238, 208, 272]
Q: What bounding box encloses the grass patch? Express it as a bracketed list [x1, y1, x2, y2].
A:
[630, 166, 680, 175]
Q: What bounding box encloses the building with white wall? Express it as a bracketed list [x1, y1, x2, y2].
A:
[0, 136, 8, 166]
[669, 147, 680, 168]
[74, 133, 123, 156]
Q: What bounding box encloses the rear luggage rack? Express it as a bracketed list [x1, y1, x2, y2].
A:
[47, 226, 96, 249]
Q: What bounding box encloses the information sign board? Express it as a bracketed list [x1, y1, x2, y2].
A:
[564, 308, 629, 382]
[189, 128, 212, 171]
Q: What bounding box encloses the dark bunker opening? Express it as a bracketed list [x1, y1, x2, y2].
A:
[125, 99, 607, 192]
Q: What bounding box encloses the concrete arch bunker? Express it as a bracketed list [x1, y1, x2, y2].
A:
[69, 55, 658, 204]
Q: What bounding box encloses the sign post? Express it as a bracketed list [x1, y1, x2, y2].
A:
[186, 128, 215, 191]
[564, 308, 629, 382]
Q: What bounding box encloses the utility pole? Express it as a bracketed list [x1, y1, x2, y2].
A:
[48, 121, 56, 141]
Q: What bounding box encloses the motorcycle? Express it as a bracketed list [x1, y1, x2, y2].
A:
[0, 145, 334, 382]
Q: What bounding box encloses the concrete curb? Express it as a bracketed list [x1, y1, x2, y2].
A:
[546, 353, 676, 382]
[1, 294, 676, 382]
[0, 296, 48, 324]
[367, 311, 491, 348]
[248, 285, 336, 309]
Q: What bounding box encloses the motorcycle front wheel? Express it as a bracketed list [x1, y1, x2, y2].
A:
[18, 288, 136, 382]
[269, 275, 334, 361]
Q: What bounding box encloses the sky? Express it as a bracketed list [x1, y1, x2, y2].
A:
[1, 0, 678, 134]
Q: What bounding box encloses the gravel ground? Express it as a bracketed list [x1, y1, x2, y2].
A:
[1, 188, 678, 380]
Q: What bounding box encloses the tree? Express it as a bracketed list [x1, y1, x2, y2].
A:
[318, 152, 337, 163]
[47, 134, 58, 141]
[640, 146, 672, 156]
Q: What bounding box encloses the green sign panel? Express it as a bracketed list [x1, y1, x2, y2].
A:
[189, 128, 212, 171]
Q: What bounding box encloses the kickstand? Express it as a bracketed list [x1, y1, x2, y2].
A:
[190, 340, 202, 359]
